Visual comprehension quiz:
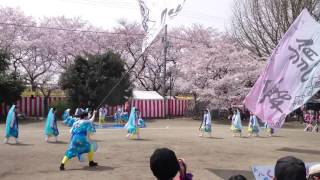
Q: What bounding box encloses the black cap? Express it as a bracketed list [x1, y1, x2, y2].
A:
[274, 156, 307, 180]
[150, 148, 180, 180]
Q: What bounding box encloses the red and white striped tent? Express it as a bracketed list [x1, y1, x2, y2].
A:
[103, 91, 189, 119]
[1, 92, 189, 119]
[0, 96, 64, 117]
[130, 90, 189, 118]
[130, 90, 165, 118]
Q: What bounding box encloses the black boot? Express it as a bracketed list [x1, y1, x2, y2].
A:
[60, 163, 65, 171]
[89, 161, 98, 167]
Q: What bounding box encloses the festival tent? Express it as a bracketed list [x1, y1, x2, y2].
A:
[132, 90, 164, 100]
[1, 91, 189, 119]
[131, 90, 165, 118]
[130, 90, 188, 118]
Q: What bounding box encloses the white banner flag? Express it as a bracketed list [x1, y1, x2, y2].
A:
[252, 162, 318, 180]
[244, 9, 320, 128]
[137, 0, 186, 53]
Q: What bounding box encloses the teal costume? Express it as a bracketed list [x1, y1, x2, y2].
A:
[114, 108, 129, 123]
[62, 109, 70, 121]
[231, 110, 242, 133]
[135, 110, 146, 128]
[44, 108, 59, 137]
[65, 120, 96, 160]
[248, 115, 260, 133]
[62, 109, 76, 127]
[126, 107, 139, 134]
[5, 105, 19, 138]
[264, 122, 274, 134]
[138, 118, 146, 128]
[201, 110, 212, 133]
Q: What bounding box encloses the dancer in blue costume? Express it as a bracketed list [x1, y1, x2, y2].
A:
[231, 110, 242, 137]
[60, 110, 97, 170]
[248, 112, 260, 137]
[136, 109, 146, 128]
[114, 107, 122, 124]
[45, 108, 59, 142]
[125, 107, 140, 139]
[138, 118, 146, 128]
[114, 107, 129, 124]
[4, 105, 19, 144]
[62, 109, 77, 127]
[62, 109, 70, 121]
[199, 109, 212, 137]
[264, 122, 274, 137]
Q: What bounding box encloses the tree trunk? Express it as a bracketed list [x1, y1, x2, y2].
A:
[41, 89, 52, 117]
[43, 96, 49, 117]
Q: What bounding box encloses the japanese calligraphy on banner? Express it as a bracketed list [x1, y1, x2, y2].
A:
[137, 0, 186, 53]
[244, 9, 320, 128]
[252, 163, 318, 180]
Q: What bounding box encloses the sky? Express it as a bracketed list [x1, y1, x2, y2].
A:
[0, 0, 234, 31]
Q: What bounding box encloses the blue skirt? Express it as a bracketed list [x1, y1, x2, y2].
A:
[46, 125, 59, 136]
[6, 127, 19, 138]
[201, 125, 212, 132]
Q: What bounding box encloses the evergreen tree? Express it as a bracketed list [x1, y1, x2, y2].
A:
[60, 51, 132, 109]
[0, 51, 25, 105]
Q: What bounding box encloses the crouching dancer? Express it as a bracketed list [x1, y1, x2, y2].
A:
[60, 110, 98, 170]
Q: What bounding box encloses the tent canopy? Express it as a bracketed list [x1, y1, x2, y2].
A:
[132, 90, 164, 100]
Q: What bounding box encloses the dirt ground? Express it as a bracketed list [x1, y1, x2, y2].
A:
[0, 118, 320, 180]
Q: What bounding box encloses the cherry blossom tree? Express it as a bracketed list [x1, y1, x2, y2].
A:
[111, 20, 179, 93]
[0, 6, 265, 110]
[38, 16, 89, 70]
[172, 25, 265, 109]
[0, 7, 35, 74]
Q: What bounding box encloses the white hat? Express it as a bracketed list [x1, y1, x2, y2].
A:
[309, 164, 320, 176]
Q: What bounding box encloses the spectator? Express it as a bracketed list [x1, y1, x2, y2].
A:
[308, 164, 320, 180]
[228, 175, 247, 180]
[274, 156, 307, 180]
[150, 148, 180, 180]
[174, 158, 193, 180]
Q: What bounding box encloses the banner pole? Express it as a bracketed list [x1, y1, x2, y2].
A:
[162, 24, 168, 118]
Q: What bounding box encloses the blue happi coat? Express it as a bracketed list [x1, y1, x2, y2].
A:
[5, 105, 19, 138]
[44, 108, 59, 137]
[126, 107, 138, 134]
[231, 110, 242, 131]
[65, 119, 96, 160]
[248, 115, 260, 133]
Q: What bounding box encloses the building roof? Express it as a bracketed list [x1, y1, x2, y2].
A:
[133, 90, 164, 100]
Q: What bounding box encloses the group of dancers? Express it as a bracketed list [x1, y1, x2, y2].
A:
[4, 105, 277, 171]
[3, 104, 146, 170]
[97, 105, 146, 128]
[4, 105, 62, 144]
[198, 109, 274, 138]
[113, 107, 128, 125]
